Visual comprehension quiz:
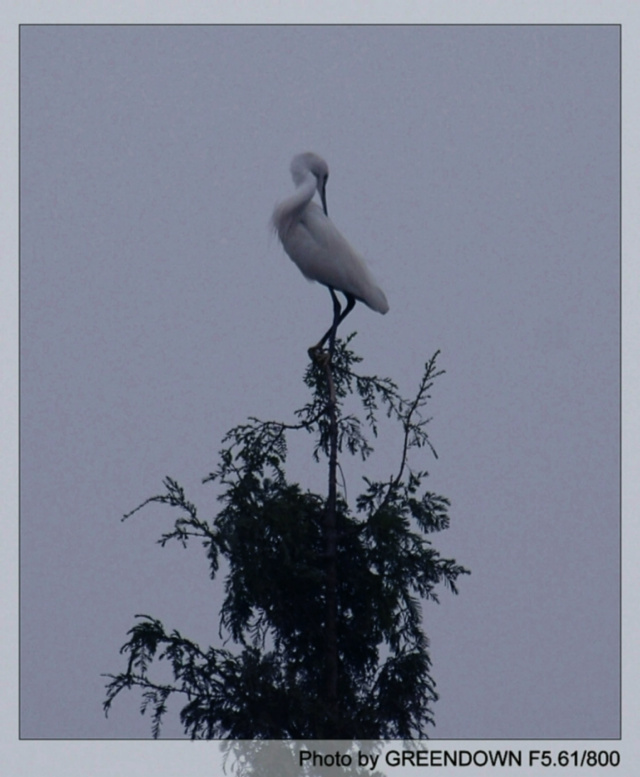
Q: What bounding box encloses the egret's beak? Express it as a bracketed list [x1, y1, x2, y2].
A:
[320, 179, 328, 216]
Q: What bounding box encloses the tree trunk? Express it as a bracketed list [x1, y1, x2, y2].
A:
[322, 354, 339, 736]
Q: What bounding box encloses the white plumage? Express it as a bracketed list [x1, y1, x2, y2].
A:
[272, 152, 388, 347]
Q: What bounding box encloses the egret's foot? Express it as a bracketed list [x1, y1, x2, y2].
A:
[308, 344, 330, 366]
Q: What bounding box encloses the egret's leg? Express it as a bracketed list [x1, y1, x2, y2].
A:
[315, 292, 356, 351]
[337, 293, 356, 329]
[312, 289, 341, 353]
[327, 288, 343, 358]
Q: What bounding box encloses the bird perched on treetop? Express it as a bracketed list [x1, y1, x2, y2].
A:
[272, 152, 388, 351]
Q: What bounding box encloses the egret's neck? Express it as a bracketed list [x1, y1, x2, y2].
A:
[290, 173, 317, 213]
[272, 173, 318, 237]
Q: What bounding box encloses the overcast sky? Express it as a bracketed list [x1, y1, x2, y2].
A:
[8, 7, 638, 775]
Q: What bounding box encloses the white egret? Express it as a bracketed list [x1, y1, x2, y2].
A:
[272, 152, 388, 351]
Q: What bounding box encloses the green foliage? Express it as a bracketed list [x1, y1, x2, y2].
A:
[103, 336, 470, 740]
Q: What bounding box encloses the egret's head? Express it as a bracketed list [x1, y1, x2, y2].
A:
[291, 152, 329, 215]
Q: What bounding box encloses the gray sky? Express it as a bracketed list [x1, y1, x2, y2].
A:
[19, 23, 619, 741]
[7, 7, 636, 775]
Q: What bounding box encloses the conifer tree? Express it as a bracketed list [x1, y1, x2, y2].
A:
[103, 335, 469, 740]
